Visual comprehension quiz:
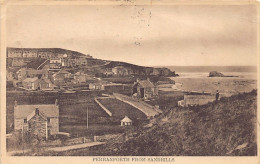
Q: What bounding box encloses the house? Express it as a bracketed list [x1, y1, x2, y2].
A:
[112, 66, 132, 76]
[132, 79, 158, 99]
[22, 50, 38, 58]
[50, 58, 62, 64]
[101, 83, 125, 91]
[78, 56, 88, 65]
[6, 69, 14, 81]
[49, 63, 61, 70]
[73, 72, 87, 84]
[67, 58, 77, 67]
[52, 70, 71, 85]
[11, 58, 25, 67]
[89, 81, 123, 90]
[22, 77, 40, 90]
[14, 100, 59, 140]
[38, 51, 52, 59]
[121, 116, 132, 126]
[38, 78, 55, 90]
[16, 68, 29, 81]
[16, 68, 48, 81]
[104, 70, 114, 77]
[61, 58, 70, 67]
[7, 48, 23, 58]
[178, 94, 215, 107]
[89, 82, 103, 90]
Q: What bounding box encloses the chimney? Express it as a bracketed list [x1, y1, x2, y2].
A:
[35, 108, 39, 115]
[14, 100, 17, 107]
[55, 99, 58, 106]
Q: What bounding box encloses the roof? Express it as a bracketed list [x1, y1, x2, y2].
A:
[138, 80, 155, 88]
[121, 116, 132, 122]
[53, 70, 70, 77]
[102, 83, 124, 86]
[23, 77, 39, 83]
[14, 104, 59, 119]
[58, 70, 70, 74]
[39, 78, 53, 84]
[27, 69, 48, 75]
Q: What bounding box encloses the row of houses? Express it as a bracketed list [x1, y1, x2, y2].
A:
[7, 48, 92, 59]
[8, 67, 96, 90]
[10, 56, 90, 68]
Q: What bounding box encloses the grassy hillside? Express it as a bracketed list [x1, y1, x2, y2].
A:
[72, 90, 257, 156]
[97, 98, 147, 121]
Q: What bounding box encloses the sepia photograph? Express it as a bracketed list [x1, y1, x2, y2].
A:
[1, 0, 259, 161]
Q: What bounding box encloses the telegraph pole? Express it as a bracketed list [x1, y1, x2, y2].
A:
[87, 107, 89, 129]
[22, 124, 24, 155]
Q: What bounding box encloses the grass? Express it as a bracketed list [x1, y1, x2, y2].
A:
[97, 98, 147, 121]
[6, 91, 107, 134]
[6, 90, 148, 138]
[68, 90, 257, 156]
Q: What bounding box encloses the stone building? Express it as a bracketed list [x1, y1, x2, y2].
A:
[14, 100, 59, 140]
[50, 58, 62, 64]
[11, 58, 25, 67]
[7, 48, 23, 58]
[132, 79, 158, 99]
[52, 69, 71, 85]
[73, 72, 87, 84]
[178, 94, 215, 107]
[38, 51, 52, 59]
[16, 68, 48, 81]
[22, 50, 38, 58]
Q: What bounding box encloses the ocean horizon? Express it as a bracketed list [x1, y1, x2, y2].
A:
[161, 66, 257, 73]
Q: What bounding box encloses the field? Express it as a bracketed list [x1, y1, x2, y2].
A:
[6, 91, 133, 136]
[67, 90, 257, 156]
[97, 98, 147, 121]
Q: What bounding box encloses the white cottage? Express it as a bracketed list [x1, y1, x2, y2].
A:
[121, 116, 132, 126]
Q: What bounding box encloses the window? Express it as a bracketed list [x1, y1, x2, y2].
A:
[24, 119, 27, 123]
[47, 118, 50, 123]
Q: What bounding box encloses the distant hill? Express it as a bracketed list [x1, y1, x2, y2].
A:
[7, 47, 90, 58]
[69, 90, 257, 156]
[101, 61, 175, 77]
[7, 47, 176, 77]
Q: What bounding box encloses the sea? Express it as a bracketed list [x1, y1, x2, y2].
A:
[166, 66, 257, 79]
[161, 66, 257, 96]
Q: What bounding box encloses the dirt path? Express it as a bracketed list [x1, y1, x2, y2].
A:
[47, 142, 105, 152]
[7, 142, 105, 155]
[113, 93, 162, 117]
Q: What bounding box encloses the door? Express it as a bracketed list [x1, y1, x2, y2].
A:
[140, 88, 144, 98]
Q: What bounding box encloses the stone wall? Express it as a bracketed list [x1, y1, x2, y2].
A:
[28, 115, 47, 139]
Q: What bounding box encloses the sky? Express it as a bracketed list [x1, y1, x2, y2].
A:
[6, 4, 257, 66]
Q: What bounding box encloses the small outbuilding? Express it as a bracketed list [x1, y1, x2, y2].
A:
[132, 79, 158, 99]
[121, 116, 132, 126]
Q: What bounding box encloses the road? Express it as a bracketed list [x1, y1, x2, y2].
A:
[47, 142, 105, 152]
[7, 141, 105, 155]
